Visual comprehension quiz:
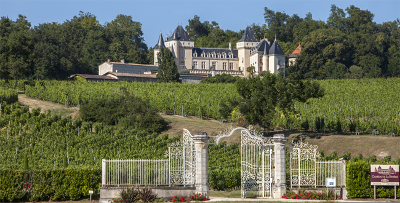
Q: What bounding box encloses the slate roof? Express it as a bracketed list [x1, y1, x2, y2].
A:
[250, 39, 270, 56]
[68, 74, 117, 80]
[238, 26, 258, 42]
[155, 33, 165, 49]
[104, 72, 157, 78]
[167, 25, 192, 41]
[269, 39, 285, 55]
[192, 47, 238, 58]
[289, 45, 302, 58]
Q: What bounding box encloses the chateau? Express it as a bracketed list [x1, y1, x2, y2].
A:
[154, 25, 286, 76]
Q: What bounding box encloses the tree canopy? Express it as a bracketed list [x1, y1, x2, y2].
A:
[1, 5, 399, 80]
[1, 12, 151, 80]
[235, 72, 324, 129]
[156, 47, 180, 83]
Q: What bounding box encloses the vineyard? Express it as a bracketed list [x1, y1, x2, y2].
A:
[0, 78, 399, 200]
[16, 78, 400, 135]
[0, 99, 241, 198]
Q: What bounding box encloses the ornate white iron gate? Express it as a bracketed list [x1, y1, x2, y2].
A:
[166, 129, 196, 186]
[290, 141, 346, 188]
[212, 127, 275, 198]
[241, 128, 274, 198]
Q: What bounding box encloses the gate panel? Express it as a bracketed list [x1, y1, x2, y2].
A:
[290, 141, 318, 187]
[166, 129, 195, 186]
[241, 129, 273, 198]
[290, 141, 346, 188]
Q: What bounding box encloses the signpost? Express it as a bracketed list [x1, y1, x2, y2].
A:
[370, 165, 399, 199]
[326, 177, 336, 199]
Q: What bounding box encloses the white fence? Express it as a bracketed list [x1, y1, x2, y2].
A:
[290, 141, 346, 188]
[102, 159, 170, 187]
[315, 161, 346, 187]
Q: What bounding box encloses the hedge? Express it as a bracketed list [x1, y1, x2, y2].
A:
[347, 160, 400, 198]
[0, 167, 101, 202]
[0, 87, 18, 104]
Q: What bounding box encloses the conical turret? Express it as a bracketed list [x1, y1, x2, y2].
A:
[155, 32, 165, 49]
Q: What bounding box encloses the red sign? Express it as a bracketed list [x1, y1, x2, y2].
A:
[370, 165, 399, 185]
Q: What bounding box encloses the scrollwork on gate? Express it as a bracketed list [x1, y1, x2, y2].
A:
[165, 129, 196, 186]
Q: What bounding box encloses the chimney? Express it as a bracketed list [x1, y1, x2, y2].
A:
[229, 42, 232, 50]
[120, 58, 125, 63]
[107, 59, 110, 63]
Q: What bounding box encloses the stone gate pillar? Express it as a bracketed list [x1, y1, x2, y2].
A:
[193, 132, 209, 198]
[272, 134, 287, 199]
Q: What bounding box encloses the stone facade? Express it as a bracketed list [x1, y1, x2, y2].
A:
[154, 26, 286, 77]
[99, 58, 158, 75]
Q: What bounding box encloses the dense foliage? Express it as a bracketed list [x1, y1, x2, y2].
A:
[0, 87, 18, 104]
[235, 72, 324, 129]
[80, 94, 166, 133]
[0, 12, 150, 80]
[0, 167, 100, 202]
[156, 48, 180, 83]
[259, 5, 400, 78]
[347, 159, 400, 198]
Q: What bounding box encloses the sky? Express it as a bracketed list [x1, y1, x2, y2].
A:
[0, 0, 399, 48]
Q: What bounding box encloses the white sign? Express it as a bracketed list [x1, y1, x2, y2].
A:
[326, 177, 336, 187]
[371, 165, 399, 186]
[89, 190, 93, 195]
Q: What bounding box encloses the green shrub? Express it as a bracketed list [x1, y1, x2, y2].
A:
[0, 87, 18, 104]
[346, 160, 400, 198]
[0, 167, 101, 202]
[80, 95, 166, 133]
[119, 187, 139, 203]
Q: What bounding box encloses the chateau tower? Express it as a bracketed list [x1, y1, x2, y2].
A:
[154, 32, 165, 65]
[154, 25, 285, 76]
[268, 38, 285, 74]
[164, 25, 194, 69]
[249, 38, 270, 73]
[237, 26, 258, 76]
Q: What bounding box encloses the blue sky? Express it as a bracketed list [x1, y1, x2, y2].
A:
[1, 0, 399, 48]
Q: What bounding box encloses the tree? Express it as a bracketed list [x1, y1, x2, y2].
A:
[0, 15, 34, 80]
[105, 14, 148, 64]
[156, 47, 180, 83]
[387, 45, 400, 77]
[345, 65, 363, 79]
[185, 15, 210, 39]
[235, 72, 324, 129]
[246, 66, 255, 74]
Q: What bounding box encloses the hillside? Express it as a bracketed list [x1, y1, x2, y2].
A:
[18, 93, 400, 160]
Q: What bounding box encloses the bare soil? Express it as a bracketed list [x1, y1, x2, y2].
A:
[18, 93, 400, 160]
[160, 114, 242, 145]
[18, 93, 79, 119]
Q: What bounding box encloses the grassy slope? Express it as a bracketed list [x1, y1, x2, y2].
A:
[18, 94, 400, 160]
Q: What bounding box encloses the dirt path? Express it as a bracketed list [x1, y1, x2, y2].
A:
[18, 94, 79, 118]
